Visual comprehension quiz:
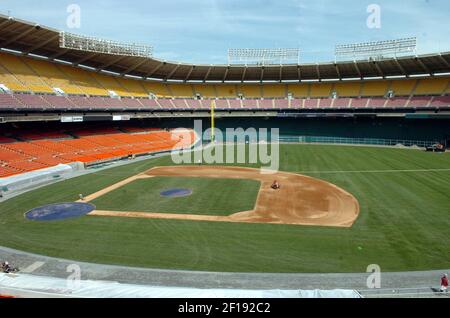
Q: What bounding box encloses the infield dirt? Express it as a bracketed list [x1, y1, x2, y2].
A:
[86, 166, 359, 227]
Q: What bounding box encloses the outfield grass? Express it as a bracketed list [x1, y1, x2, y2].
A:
[91, 177, 260, 215]
[0, 144, 449, 273]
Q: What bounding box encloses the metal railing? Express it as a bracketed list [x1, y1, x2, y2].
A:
[279, 136, 439, 148]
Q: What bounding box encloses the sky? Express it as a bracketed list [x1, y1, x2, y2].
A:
[0, 0, 449, 64]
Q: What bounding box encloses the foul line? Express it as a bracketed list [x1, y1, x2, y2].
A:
[299, 168, 450, 174]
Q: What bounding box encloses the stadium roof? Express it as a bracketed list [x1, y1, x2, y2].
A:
[1, 14, 450, 83]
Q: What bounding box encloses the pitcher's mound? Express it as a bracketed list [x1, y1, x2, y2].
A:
[160, 188, 193, 198]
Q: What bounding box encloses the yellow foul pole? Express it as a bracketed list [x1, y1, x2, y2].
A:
[211, 100, 215, 142]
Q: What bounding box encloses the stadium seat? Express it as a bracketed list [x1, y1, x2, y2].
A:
[390, 79, 417, 96]
[414, 78, 449, 95]
[263, 85, 286, 98]
[334, 82, 361, 97]
[429, 95, 450, 107]
[168, 84, 195, 98]
[91, 72, 132, 97]
[157, 99, 175, 109]
[350, 98, 369, 108]
[385, 97, 409, 108]
[56, 64, 109, 96]
[310, 83, 332, 98]
[238, 85, 262, 98]
[0, 53, 53, 93]
[117, 78, 149, 97]
[0, 62, 29, 92]
[143, 82, 171, 97]
[333, 98, 351, 108]
[14, 94, 52, 109]
[228, 99, 242, 109]
[287, 84, 309, 98]
[241, 99, 259, 109]
[22, 57, 85, 95]
[192, 85, 216, 98]
[318, 98, 334, 108]
[215, 85, 237, 98]
[273, 99, 290, 109]
[259, 99, 274, 109]
[215, 99, 230, 109]
[0, 93, 24, 109]
[361, 81, 388, 97]
[304, 99, 319, 109]
[408, 96, 433, 108]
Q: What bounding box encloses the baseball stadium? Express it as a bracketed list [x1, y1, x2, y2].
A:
[0, 1, 449, 299]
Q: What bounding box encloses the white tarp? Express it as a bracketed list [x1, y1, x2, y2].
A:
[0, 273, 361, 298]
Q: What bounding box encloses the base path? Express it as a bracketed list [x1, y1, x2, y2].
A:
[89, 166, 360, 227]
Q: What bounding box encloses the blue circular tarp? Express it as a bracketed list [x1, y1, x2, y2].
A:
[25, 202, 95, 221]
[160, 188, 193, 198]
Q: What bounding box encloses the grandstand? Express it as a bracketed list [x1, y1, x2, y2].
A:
[1, 50, 448, 102]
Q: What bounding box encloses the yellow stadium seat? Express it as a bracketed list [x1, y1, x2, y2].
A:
[0, 52, 53, 93]
[389, 79, 417, 96]
[263, 85, 286, 98]
[238, 84, 261, 98]
[414, 78, 449, 95]
[361, 81, 388, 97]
[193, 85, 216, 98]
[309, 83, 333, 98]
[287, 84, 309, 98]
[0, 63, 28, 92]
[143, 82, 171, 97]
[57, 64, 109, 96]
[117, 78, 149, 97]
[23, 56, 85, 95]
[91, 73, 132, 97]
[216, 85, 237, 98]
[168, 84, 194, 98]
[334, 82, 361, 97]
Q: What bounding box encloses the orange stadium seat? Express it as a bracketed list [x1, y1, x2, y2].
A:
[0, 128, 196, 177]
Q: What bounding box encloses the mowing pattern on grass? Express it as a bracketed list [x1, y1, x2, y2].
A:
[91, 177, 260, 216]
[0, 145, 449, 273]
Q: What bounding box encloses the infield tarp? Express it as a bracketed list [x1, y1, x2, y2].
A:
[0, 273, 361, 298]
[0, 164, 79, 194]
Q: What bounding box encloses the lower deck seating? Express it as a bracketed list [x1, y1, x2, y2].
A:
[0, 128, 196, 178]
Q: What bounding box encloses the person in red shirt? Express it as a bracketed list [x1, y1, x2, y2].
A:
[441, 274, 448, 293]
